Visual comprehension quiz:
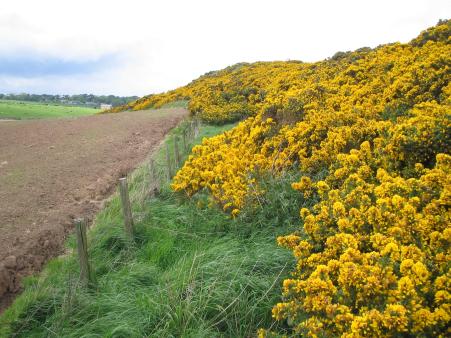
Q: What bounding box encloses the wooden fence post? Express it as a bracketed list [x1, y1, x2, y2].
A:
[191, 120, 196, 140]
[182, 128, 187, 152]
[187, 121, 192, 142]
[195, 119, 201, 137]
[119, 177, 134, 240]
[174, 135, 181, 169]
[75, 218, 92, 286]
[166, 143, 173, 180]
[149, 158, 159, 196]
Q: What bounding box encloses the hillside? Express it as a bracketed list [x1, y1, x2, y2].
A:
[113, 20, 450, 336]
[108, 20, 449, 123]
[1, 21, 449, 337]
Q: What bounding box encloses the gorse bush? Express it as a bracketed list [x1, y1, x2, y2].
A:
[272, 150, 450, 337]
[108, 21, 450, 336]
[173, 21, 450, 337]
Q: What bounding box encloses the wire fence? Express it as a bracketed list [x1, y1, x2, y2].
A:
[74, 117, 202, 285]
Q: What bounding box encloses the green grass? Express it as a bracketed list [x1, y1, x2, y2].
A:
[0, 100, 99, 120]
[159, 100, 189, 109]
[0, 120, 300, 337]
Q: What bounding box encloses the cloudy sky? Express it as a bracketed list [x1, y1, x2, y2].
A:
[0, 0, 449, 96]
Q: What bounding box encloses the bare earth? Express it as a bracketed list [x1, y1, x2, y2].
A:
[0, 108, 187, 310]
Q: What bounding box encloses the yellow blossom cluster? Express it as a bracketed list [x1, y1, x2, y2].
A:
[171, 115, 275, 213]
[274, 147, 450, 336]
[170, 21, 450, 215]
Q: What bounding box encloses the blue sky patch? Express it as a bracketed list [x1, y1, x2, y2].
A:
[0, 52, 120, 77]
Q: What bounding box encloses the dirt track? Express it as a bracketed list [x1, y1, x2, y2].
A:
[0, 108, 187, 310]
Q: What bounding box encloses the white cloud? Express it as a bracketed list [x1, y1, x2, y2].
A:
[0, 0, 450, 95]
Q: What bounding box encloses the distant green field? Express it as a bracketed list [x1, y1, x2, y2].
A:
[0, 100, 99, 120]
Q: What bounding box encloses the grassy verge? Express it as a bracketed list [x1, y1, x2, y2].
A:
[0, 100, 99, 120]
[159, 100, 189, 109]
[0, 120, 297, 337]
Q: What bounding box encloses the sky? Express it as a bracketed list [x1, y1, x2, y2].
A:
[0, 0, 449, 96]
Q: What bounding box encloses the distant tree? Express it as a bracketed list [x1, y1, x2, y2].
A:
[0, 93, 139, 107]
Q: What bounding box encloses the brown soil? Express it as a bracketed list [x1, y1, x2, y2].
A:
[0, 108, 187, 311]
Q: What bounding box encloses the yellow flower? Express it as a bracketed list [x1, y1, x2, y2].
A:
[231, 208, 240, 218]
